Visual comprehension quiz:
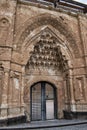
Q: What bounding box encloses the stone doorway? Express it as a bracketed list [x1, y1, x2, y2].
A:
[30, 81, 57, 121]
[24, 28, 70, 121]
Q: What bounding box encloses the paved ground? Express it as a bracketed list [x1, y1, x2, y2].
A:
[0, 119, 87, 130]
[24, 124, 87, 130]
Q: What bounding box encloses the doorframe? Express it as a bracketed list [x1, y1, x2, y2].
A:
[30, 81, 58, 121]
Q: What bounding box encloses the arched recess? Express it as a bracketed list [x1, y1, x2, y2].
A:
[21, 25, 74, 66]
[23, 25, 75, 121]
[0, 18, 9, 45]
[25, 27, 71, 71]
[15, 13, 80, 58]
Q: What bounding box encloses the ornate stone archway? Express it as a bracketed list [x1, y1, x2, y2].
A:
[14, 14, 80, 58]
[23, 27, 74, 121]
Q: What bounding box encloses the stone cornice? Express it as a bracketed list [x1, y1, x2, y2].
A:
[18, 0, 87, 18]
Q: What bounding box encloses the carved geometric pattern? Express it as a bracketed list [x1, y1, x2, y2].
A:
[26, 31, 68, 73]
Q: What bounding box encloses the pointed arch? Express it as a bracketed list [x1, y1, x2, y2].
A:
[21, 25, 73, 71]
[15, 13, 80, 58]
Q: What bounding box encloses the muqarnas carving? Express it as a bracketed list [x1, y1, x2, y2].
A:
[26, 30, 68, 74]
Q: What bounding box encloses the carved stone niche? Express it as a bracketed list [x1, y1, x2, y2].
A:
[0, 18, 9, 45]
[10, 71, 20, 90]
[10, 71, 20, 105]
[74, 77, 85, 101]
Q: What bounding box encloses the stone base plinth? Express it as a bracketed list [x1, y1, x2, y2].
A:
[0, 115, 26, 126]
[64, 110, 87, 119]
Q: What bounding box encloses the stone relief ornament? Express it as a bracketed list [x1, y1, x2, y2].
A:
[26, 30, 68, 74]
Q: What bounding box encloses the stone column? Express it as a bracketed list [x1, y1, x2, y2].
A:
[1, 69, 9, 118]
[83, 76, 87, 101]
[68, 69, 76, 112]
[20, 66, 25, 115]
[63, 78, 69, 111]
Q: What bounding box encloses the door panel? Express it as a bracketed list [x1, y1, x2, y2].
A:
[31, 82, 56, 121]
[45, 83, 54, 99]
[46, 100, 54, 119]
[32, 83, 41, 121]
